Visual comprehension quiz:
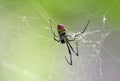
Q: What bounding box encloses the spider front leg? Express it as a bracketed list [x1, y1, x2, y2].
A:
[49, 19, 60, 42]
[75, 19, 90, 37]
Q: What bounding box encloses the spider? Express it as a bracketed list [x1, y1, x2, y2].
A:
[49, 19, 90, 65]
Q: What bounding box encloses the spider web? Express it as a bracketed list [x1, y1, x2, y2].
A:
[0, 0, 120, 81]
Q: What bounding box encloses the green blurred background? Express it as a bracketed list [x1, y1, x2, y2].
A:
[0, 0, 120, 81]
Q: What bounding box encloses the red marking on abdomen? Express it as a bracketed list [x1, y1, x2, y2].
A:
[57, 24, 65, 30]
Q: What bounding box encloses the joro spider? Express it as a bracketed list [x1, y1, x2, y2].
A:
[49, 19, 90, 65]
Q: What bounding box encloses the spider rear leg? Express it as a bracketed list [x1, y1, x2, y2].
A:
[68, 42, 79, 56]
[76, 41, 79, 56]
[65, 43, 72, 65]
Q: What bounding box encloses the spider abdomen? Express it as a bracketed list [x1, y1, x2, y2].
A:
[61, 39, 65, 44]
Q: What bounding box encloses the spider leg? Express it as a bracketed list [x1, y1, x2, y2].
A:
[68, 41, 79, 56]
[65, 43, 72, 65]
[80, 19, 90, 34]
[76, 41, 79, 56]
[67, 36, 75, 42]
[49, 19, 60, 42]
[75, 19, 90, 37]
